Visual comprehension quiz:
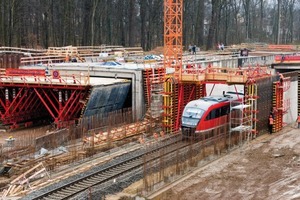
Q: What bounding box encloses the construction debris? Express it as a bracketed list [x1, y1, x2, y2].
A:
[1, 162, 49, 198]
[83, 119, 155, 146]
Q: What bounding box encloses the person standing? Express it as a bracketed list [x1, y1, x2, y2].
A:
[188, 44, 192, 54]
[221, 43, 224, 51]
[192, 45, 196, 55]
[298, 114, 300, 128]
[269, 114, 274, 134]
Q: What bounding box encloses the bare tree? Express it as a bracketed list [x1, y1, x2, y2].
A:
[206, 0, 221, 50]
[0, 0, 299, 49]
[276, 0, 281, 44]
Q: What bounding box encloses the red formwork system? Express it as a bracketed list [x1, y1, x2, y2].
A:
[0, 69, 91, 129]
[174, 83, 206, 130]
[272, 75, 290, 132]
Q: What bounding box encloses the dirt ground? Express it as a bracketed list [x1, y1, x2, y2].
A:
[165, 125, 300, 200]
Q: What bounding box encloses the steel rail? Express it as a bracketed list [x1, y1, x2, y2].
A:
[29, 134, 184, 200]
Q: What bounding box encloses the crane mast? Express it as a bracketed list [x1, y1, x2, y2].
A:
[163, 0, 183, 76]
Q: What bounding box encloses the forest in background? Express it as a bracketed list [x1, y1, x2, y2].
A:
[0, 0, 299, 50]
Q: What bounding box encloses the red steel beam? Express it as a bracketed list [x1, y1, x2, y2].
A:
[4, 88, 24, 116]
[57, 89, 90, 124]
[34, 88, 57, 119]
[0, 78, 90, 127]
[58, 90, 82, 120]
[40, 89, 59, 114]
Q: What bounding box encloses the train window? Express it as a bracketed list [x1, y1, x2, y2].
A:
[205, 109, 216, 120]
[206, 106, 227, 121]
[215, 108, 221, 118]
[182, 107, 204, 119]
[221, 105, 230, 116]
[211, 110, 216, 119]
[182, 107, 204, 127]
[205, 111, 211, 120]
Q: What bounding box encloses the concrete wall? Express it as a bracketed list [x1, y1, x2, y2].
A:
[88, 68, 145, 121]
[284, 80, 298, 124]
[84, 82, 131, 116]
[35, 129, 69, 150]
[194, 55, 275, 68]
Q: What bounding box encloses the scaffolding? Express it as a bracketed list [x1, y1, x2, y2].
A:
[245, 82, 258, 136]
[163, 77, 178, 133]
[272, 75, 291, 132]
[149, 68, 164, 119]
[229, 97, 253, 148]
[142, 67, 165, 134]
[272, 80, 284, 133]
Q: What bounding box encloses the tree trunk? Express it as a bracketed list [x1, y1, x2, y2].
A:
[206, 0, 220, 50]
[276, 0, 281, 44]
[196, 0, 204, 46]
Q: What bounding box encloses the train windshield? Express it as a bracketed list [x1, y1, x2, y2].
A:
[182, 107, 204, 127]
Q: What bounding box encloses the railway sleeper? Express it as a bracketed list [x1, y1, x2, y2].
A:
[56, 190, 75, 196]
[64, 187, 82, 193]
[45, 193, 67, 200]
[116, 164, 134, 169]
[112, 169, 128, 174]
[93, 174, 107, 179]
[60, 189, 78, 195]
[43, 197, 62, 200]
[66, 185, 82, 192]
[97, 175, 110, 179]
[81, 180, 96, 185]
[89, 177, 105, 182]
[47, 194, 69, 199]
[75, 182, 92, 188]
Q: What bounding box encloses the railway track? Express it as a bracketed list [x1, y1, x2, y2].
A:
[24, 134, 187, 200]
[23, 129, 241, 200]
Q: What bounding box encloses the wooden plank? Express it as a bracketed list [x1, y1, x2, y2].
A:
[11, 163, 43, 184]
[19, 168, 46, 185]
[8, 185, 16, 195]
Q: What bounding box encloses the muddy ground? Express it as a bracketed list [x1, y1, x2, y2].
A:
[165, 125, 300, 200]
[107, 124, 300, 200]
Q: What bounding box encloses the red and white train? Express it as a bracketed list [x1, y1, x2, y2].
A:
[181, 92, 243, 137]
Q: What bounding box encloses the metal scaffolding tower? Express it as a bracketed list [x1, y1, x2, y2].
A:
[229, 97, 253, 148]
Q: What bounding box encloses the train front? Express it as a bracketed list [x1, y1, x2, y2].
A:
[181, 100, 205, 138]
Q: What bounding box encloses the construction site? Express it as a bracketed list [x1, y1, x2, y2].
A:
[0, 1, 299, 200]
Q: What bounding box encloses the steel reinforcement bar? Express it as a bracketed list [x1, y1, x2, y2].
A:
[24, 134, 185, 200]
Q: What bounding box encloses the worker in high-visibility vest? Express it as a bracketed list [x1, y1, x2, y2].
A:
[269, 114, 274, 134]
[298, 114, 300, 129]
[65, 54, 71, 62]
[276, 72, 284, 84]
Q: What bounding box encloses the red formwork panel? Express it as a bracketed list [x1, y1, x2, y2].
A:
[175, 83, 206, 131]
[275, 55, 300, 63]
[0, 69, 91, 129]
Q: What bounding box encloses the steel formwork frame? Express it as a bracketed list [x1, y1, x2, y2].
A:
[272, 80, 284, 133]
[0, 77, 91, 129]
[245, 81, 258, 135]
[163, 81, 206, 133]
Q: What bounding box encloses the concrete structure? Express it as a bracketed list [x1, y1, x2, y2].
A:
[20, 63, 148, 121]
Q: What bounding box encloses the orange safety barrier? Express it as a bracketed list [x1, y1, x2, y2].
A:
[5, 68, 46, 76]
[275, 55, 300, 62]
[268, 45, 294, 50]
